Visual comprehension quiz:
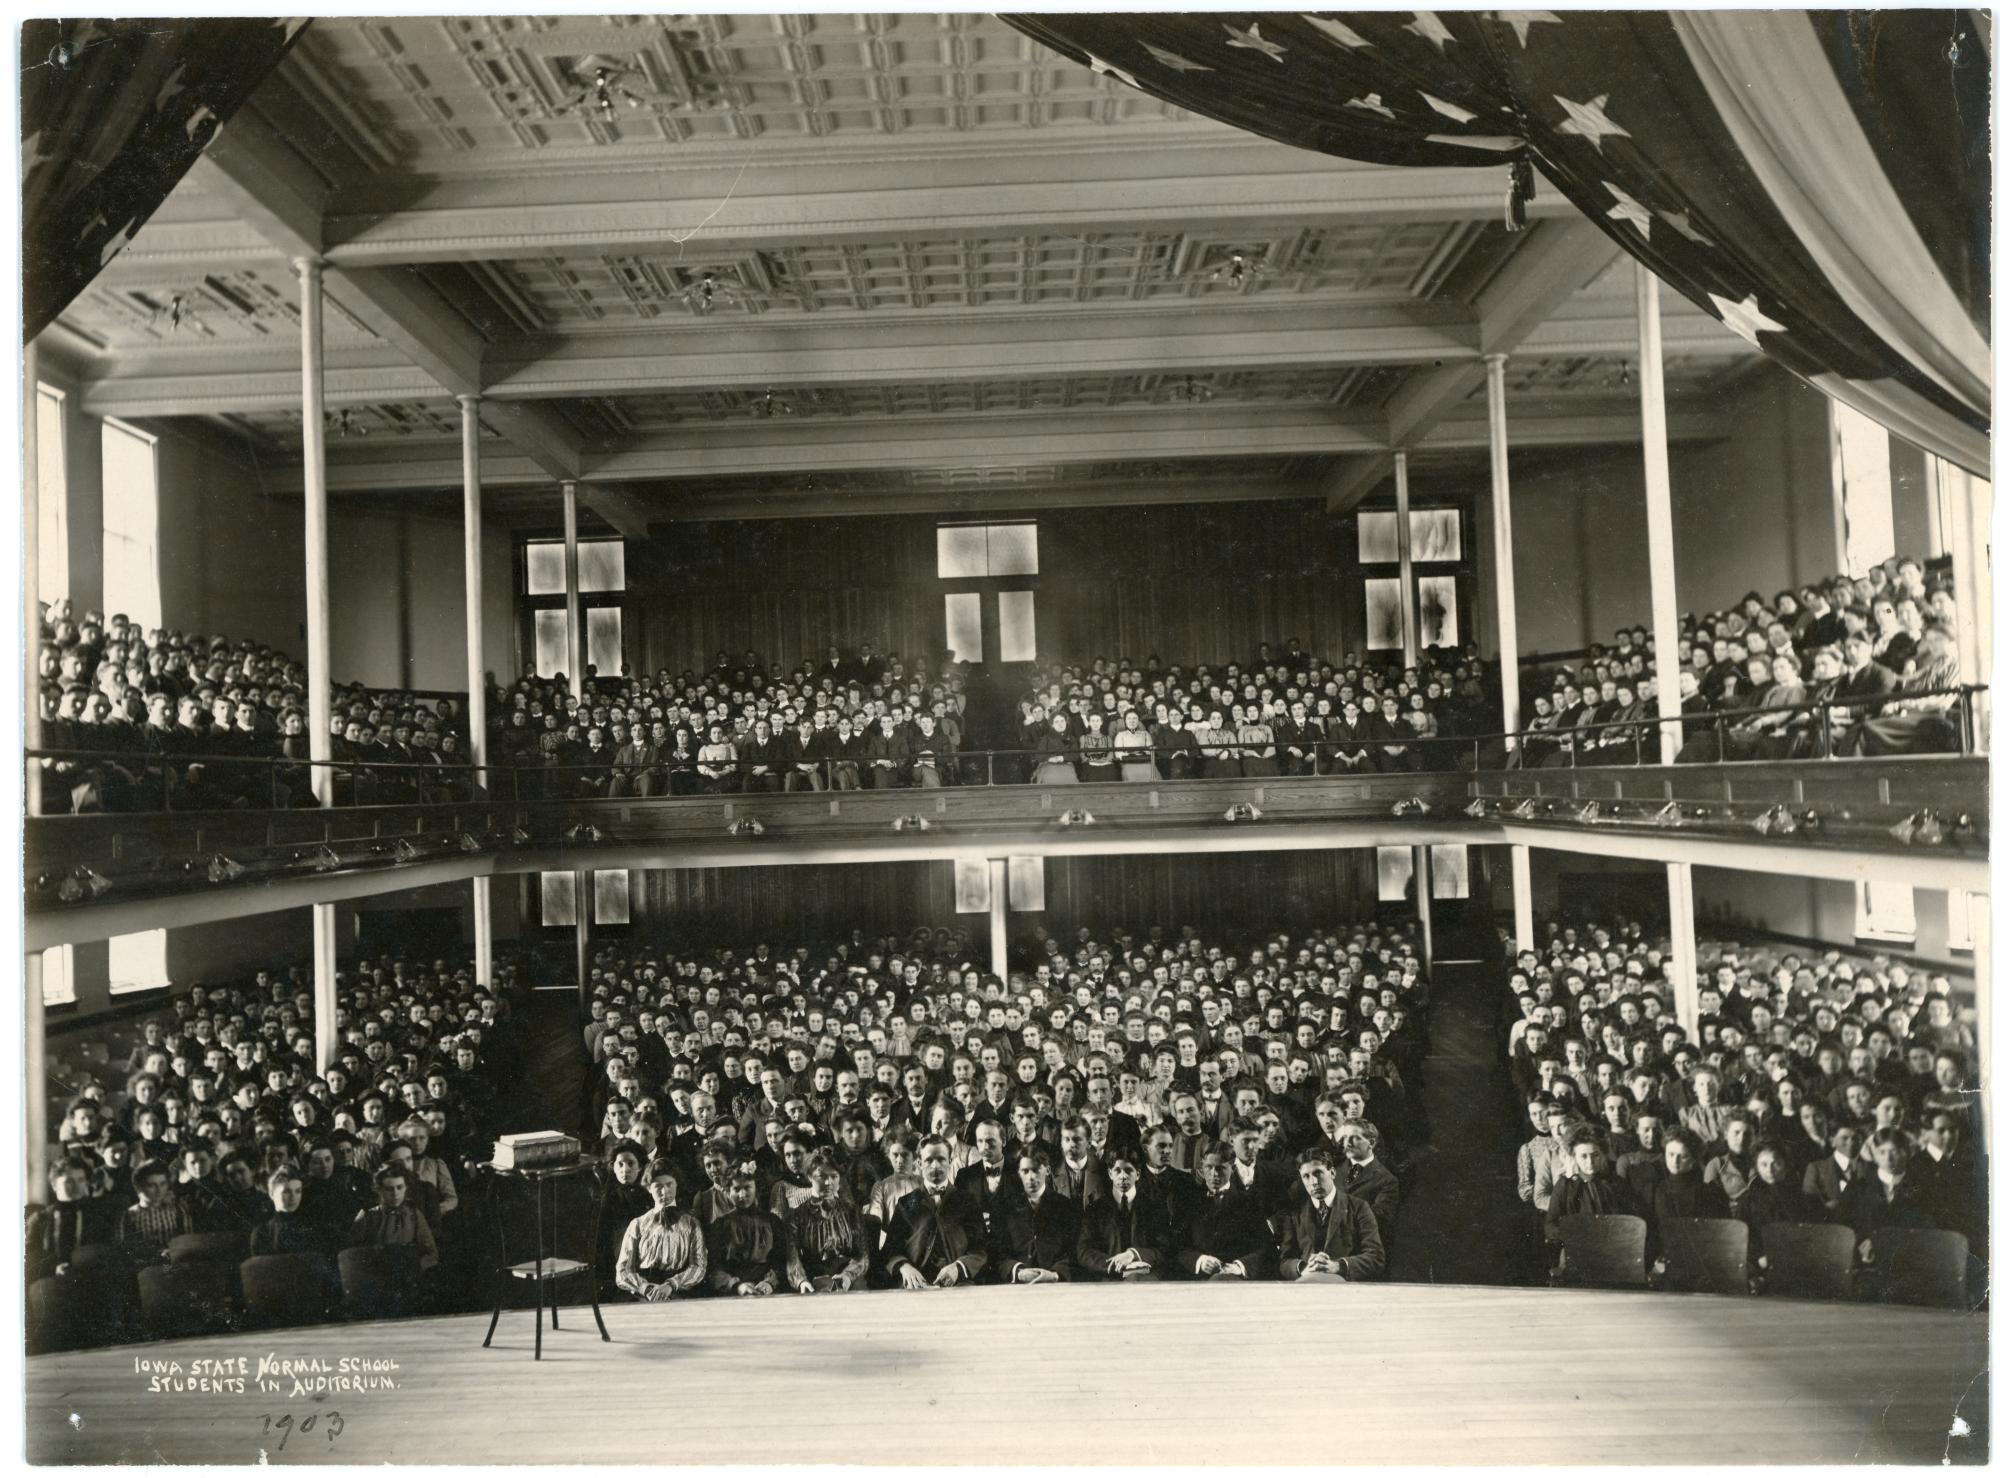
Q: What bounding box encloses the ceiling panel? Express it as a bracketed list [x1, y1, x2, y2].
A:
[273, 13, 1196, 174]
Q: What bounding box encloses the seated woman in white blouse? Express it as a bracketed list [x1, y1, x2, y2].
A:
[616, 1161, 709, 1302]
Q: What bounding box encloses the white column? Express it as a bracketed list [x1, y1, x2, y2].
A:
[25, 952, 47, 1196]
[1665, 861, 1698, 1030]
[24, 337, 42, 810]
[460, 395, 487, 784]
[472, 877, 494, 989]
[1394, 450, 1419, 670]
[1935, 456, 1990, 750]
[23, 343, 47, 1195]
[1968, 896, 1984, 1160]
[1510, 844, 1535, 955]
[1414, 845, 1434, 967]
[1485, 353, 1522, 745]
[562, 480, 583, 702]
[575, 868, 592, 1005]
[988, 858, 1009, 981]
[1636, 270, 1684, 762]
[297, 258, 334, 805]
[313, 901, 338, 1073]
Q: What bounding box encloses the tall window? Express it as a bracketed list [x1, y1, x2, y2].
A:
[1832, 401, 1896, 577]
[102, 418, 160, 629]
[522, 537, 625, 680]
[41, 945, 75, 1008]
[1854, 882, 1918, 945]
[108, 928, 170, 994]
[937, 521, 1037, 665]
[36, 385, 67, 603]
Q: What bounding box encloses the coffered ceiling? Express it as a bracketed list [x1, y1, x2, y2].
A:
[44, 13, 1771, 530]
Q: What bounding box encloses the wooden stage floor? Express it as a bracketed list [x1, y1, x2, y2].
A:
[26, 1282, 1988, 1465]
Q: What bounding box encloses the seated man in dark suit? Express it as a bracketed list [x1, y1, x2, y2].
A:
[1176, 1145, 1277, 1280]
[880, 1134, 986, 1290]
[1334, 1121, 1402, 1248]
[1802, 1123, 1865, 1218]
[1077, 1148, 1175, 1282]
[1276, 1147, 1387, 1282]
[952, 1118, 1021, 1265]
[996, 1150, 1080, 1284]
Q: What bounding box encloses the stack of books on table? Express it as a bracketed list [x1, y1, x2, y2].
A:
[493, 1131, 580, 1170]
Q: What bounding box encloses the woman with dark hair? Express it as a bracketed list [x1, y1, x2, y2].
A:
[1545, 1124, 1637, 1250]
[1735, 1140, 1814, 1275]
[787, 1150, 871, 1293]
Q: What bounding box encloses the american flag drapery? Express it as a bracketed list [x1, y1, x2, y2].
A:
[1006, 11, 1990, 476]
[22, 18, 309, 343]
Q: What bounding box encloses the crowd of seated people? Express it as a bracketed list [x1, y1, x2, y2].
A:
[579, 916, 1434, 1298]
[1508, 917, 1986, 1298]
[33, 598, 475, 814]
[26, 952, 535, 1349]
[1519, 555, 1969, 767]
[481, 643, 979, 799]
[1000, 639, 1501, 784]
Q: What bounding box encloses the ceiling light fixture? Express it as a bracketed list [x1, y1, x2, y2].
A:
[1391, 797, 1430, 816]
[1056, 809, 1096, 828]
[1222, 802, 1264, 823]
[727, 818, 765, 838]
[679, 270, 745, 316]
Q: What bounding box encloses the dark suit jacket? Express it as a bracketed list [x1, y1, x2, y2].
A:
[953, 1161, 1022, 1249]
[1143, 1164, 1203, 1237]
[881, 1186, 988, 1282]
[1174, 1186, 1277, 1279]
[1077, 1187, 1176, 1278]
[1338, 1159, 1402, 1242]
[1801, 1154, 1861, 1214]
[997, 1192, 1081, 1282]
[1050, 1155, 1109, 1209]
[1275, 1191, 1386, 1280]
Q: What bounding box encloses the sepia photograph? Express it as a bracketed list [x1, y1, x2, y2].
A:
[13, 7, 1994, 1467]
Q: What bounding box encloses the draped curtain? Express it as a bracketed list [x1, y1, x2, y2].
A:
[22, 18, 309, 343]
[1005, 11, 1990, 476]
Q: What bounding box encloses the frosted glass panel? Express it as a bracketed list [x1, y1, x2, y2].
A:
[945, 593, 983, 664]
[1410, 509, 1462, 562]
[594, 869, 631, 925]
[109, 929, 169, 994]
[525, 541, 566, 595]
[101, 419, 160, 629]
[986, 523, 1039, 576]
[1418, 576, 1459, 649]
[37, 387, 67, 603]
[954, 858, 992, 913]
[1855, 881, 1917, 943]
[937, 525, 988, 579]
[541, 871, 577, 927]
[1357, 511, 1400, 563]
[534, 610, 570, 678]
[41, 946, 75, 1008]
[998, 590, 1036, 662]
[1430, 844, 1470, 900]
[577, 540, 625, 593]
[587, 606, 624, 677]
[1365, 578, 1404, 650]
[1006, 855, 1046, 912]
[1376, 847, 1415, 903]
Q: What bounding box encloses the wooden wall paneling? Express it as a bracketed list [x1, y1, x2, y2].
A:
[614, 503, 1371, 678]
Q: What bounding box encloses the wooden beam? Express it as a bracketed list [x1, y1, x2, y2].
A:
[1323, 220, 1624, 511]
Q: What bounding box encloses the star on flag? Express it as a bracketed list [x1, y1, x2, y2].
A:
[1709, 291, 1786, 346]
[1086, 54, 1140, 89]
[1302, 15, 1372, 49]
[1404, 12, 1455, 49]
[1603, 182, 1653, 239]
[1552, 93, 1629, 152]
[1422, 92, 1477, 124]
[1223, 22, 1287, 62]
[1141, 43, 1211, 73]
[1659, 207, 1715, 247]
